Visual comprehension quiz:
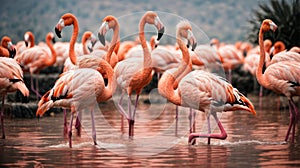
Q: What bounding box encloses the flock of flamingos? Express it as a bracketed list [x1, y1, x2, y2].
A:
[0, 11, 300, 148]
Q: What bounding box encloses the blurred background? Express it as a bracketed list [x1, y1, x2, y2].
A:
[0, 0, 267, 44]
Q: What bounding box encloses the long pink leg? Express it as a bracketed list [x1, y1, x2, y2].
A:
[1, 95, 5, 139]
[188, 112, 227, 144]
[90, 108, 97, 145]
[207, 114, 211, 145]
[289, 99, 298, 143]
[75, 111, 82, 137]
[131, 94, 140, 137]
[68, 113, 74, 148]
[285, 100, 295, 142]
[35, 75, 42, 98]
[63, 109, 68, 137]
[118, 93, 127, 132]
[30, 75, 42, 100]
[127, 94, 133, 138]
[175, 105, 178, 136]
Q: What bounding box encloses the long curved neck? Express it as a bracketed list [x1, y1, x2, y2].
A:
[106, 21, 119, 65]
[28, 32, 35, 47]
[96, 60, 115, 102]
[256, 26, 268, 87]
[139, 16, 152, 68]
[82, 35, 89, 55]
[69, 17, 79, 64]
[44, 35, 57, 66]
[158, 36, 190, 106]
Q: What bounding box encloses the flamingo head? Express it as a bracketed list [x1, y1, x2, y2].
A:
[1, 36, 16, 58]
[177, 20, 197, 51]
[143, 11, 165, 41]
[55, 13, 77, 38]
[262, 19, 277, 33]
[98, 15, 118, 46]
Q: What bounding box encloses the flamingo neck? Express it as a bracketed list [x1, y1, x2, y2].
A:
[96, 60, 115, 102]
[106, 21, 119, 66]
[256, 26, 268, 87]
[158, 37, 190, 106]
[82, 34, 89, 55]
[139, 17, 152, 68]
[44, 35, 57, 66]
[28, 32, 35, 47]
[69, 18, 79, 65]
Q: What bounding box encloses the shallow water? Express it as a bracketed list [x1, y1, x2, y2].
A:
[1, 94, 300, 167]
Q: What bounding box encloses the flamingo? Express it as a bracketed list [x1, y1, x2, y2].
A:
[36, 21, 116, 146]
[15, 32, 57, 99]
[15, 31, 35, 56]
[113, 11, 164, 137]
[36, 61, 115, 148]
[211, 39, 244, 83]
[0, 57, 29, 139]
[0, 36, 16, 58]
[158, 21, 256, 145]
[256, 19, 300, 143]
[55, 13, 118, 72]
[62, 31, 98, 72]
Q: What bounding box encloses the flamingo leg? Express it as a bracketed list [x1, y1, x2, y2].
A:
[131, 94, 140, 137]
[118, 93, 126, 132]
[207, 114, 211, 145]
[90, 107, 97, 145]
[127, 94, 133, 138]
[290, 99, 298, 143]
[118, 92, 129, 120]
[188, 108, 195, 133]
[1, 95, 5, 139]
[30, 75, 42, 100]
[35, 75, 42, 98]
[259, 85, 263, 97]
[75, 110, 82, 137]
[188, 112, 227, 145]
[68, 112, 74, 148]
[285, 100, 295, 142]
[63, 109, 68, 137]
[175, 105, 178, 136]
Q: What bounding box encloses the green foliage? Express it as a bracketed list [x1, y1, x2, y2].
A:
[247, 0, 300, 49]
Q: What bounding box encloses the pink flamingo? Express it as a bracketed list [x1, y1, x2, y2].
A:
[0, 57, 29, 139]
[15, 32, 57, 99]
[113, 11, 164, 137]
[0, 36, 16, 58]
[158, 21, 256, 145]
[15, 31, 35, 56]
[256, 19, 300, 143]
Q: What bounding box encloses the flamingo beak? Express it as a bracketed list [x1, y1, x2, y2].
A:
[25, 41, 29, 47]
[52, 37, 56, 44]
[55, 27, 62, 38]
[157, 27, 165, 41]
[98, 32, 105, 46]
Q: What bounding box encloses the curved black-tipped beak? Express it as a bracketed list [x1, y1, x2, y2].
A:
[157, 27, 165, 41]
[192, 42, 197, 51]
[187, 40, 190, 49]
[55, 27, 62, 38]
[25, 41, 28, 47]
[52, 37, 56, 44]
[88, 44, 93, 53]
[9, 48, 16, 58]
[91, 40, 97, 48]
[98, 32, 105, 46]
